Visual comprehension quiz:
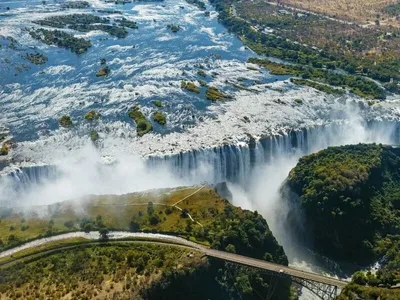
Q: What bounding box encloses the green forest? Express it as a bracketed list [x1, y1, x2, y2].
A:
[0, 187, 293, 299]
[286, 144, 400, 287]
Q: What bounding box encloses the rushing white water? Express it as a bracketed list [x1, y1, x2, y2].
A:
[1, 120, 398, 300]
[1, 0, 400, 298]
[3, 118, 400, 206]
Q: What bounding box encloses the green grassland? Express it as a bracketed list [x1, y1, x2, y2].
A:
[0, 187, 239, 250]
[0, 186, 292, 299]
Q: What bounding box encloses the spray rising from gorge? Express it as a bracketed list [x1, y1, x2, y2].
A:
[1, 1, 400, 299]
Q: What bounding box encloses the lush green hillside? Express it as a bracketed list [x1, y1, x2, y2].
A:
[0, 186, 293, 299]
[285, 144, 400, 284]
[338, 283, 400, 300]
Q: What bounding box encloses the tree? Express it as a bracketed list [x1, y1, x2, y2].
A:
[129, 220, 140, 232]
[263, 252, 273, 262]
[224, 205, 235, 219]
[8, 234, 16, 243]
[59, 115, 72, 128]
[147, 202, 154, 215]
[181, 208, 189, 218]
[96, 215, 104, 227]
[64, 220, 74, 228]
[83, 223, 93, 233]
[185, 220, 193, 232]
[154, 258, 163, 268]
[126, 251, 135, 267]
[225, 244, 236, 253]
[149, 215, 160, 225]
[136, 257, 145, 273]
[99, 227, 109, 239]
[235, 275, 253, 295]
[352, 271, 367, 285]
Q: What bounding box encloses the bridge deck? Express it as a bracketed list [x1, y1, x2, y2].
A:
[204, 249, 348, 288]
[0, 232, 348, 289]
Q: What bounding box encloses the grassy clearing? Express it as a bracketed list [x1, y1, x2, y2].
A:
[0, 187, 226, 250]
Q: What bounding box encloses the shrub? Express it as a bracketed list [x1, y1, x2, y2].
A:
[129, 220, 140, 232]
[153, 112, 166, 126]
[181, 209, 189, 218]
[352, 271, 367, 285]
[225, 244, 236, 253]
[147, 202, 154, 215]
[205, 86, 230, 101]
[85, 110, 100, 122]
[83, 223, 92, 233]
[99, 227, 109, 239]
[128, 105, 153, 136]
[149, 215, 160, 225]
[59, 115, 72, 128]
[181, 81, 200, 94]
[96, 66, 110, 77]
[0, 144, 9, 156]
[167, 24, 180, 33]
[152, 100, 162, 107]
[64, 220, 74, 228]
[197, 70, 206, 77]
[90, 130, 99, 142]
[199, 80, 207, 87]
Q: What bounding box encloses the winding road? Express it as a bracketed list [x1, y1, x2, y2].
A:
[0, 231, 348, 289]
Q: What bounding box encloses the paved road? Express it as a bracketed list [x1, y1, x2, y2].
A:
[0, 232, 348, 288]
[204, 248, 347, 288]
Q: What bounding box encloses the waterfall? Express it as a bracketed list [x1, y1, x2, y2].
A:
[147, 121, 400, 186]
[5, 165, 60, 186]
[1, 120, 400, 207]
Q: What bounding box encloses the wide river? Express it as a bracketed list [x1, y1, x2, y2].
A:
[1, 0, 400, 298]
